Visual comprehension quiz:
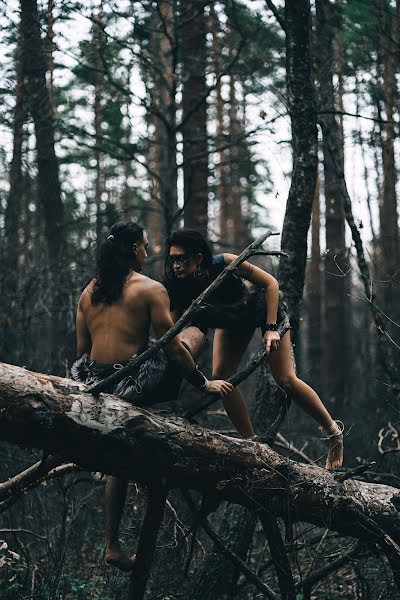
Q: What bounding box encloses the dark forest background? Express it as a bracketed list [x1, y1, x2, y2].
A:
[0, 0, 399, 598]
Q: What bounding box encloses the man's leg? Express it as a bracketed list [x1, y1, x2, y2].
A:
[104, 476, 136, 571]
[179, 326, 206, 359]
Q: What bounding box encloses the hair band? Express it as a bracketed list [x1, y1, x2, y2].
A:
[107, 234, 115, 241]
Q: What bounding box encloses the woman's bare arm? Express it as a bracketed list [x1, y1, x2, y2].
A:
[223, 253, 280, 353]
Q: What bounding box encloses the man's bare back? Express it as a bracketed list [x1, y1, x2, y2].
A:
[78, 273, 163, 364]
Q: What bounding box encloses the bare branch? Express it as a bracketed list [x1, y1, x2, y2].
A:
[183, 491, 279, 600]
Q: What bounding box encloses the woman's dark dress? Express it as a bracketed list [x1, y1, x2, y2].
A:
[166, 254, 290, 335]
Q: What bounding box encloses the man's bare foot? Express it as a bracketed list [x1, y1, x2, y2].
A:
[324, 421, 344, 471]
[105, 546, 136, 572]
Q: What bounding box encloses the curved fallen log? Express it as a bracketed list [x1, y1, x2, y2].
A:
[1, 362, 400, 551]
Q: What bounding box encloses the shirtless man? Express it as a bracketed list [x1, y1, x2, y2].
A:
[72, 221, 233, 571]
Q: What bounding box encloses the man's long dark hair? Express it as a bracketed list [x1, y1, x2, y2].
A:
[92, 221, 144, 305]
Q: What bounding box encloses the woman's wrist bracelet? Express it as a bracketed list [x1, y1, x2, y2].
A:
[265, 323, 278, 331]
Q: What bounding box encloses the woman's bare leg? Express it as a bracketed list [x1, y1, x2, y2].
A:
[269, 331, 343, 470]
[212, 328, 255, 439]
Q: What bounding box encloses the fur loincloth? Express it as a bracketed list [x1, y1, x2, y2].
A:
[70, 341, 181, 405]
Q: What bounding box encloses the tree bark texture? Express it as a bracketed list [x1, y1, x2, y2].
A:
[307, 175, 322, 391]
[1, 363, 399, 549]
[20, 0, 67, 267]
[19, 0, 72, 372]
[182, 1, 208, 237]
[93, 4, 106, 256]
[153, 1, 178, 236]
[278, 0, 318, 344]
[377, 0, 400, 312]
[5, 33, 25, 286]
[316, 0, 347, 410]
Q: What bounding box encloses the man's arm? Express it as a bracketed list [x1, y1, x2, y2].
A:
[148, 284, 233, 396]
[76, 298, 91, 358]
[149, 285, 196, 376]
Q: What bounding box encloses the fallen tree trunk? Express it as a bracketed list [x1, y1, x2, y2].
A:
[1, 362, 400, 548]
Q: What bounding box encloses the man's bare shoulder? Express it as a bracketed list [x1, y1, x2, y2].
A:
[125, 274, 168, 301]
[78, 279, 95, 309]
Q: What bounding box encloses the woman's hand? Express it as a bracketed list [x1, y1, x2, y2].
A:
[208, 379, 234, 397]
[263, 330, 280, 355]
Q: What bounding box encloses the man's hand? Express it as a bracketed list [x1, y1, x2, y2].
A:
[263, 330, 280, 355]
[208, 380, 234, 397]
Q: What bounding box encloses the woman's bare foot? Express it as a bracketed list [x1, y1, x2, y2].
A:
[324, 421, 344, 471]
[105, 544, 136, 572]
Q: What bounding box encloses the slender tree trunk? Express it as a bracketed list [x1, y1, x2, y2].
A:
[307, 174, 322, 390]
[157, 0, 177, 236]
[5, 38, 25, 289]
[93, 5, 106, 254]
[316, 0, 347, 410]
[228, 74, 244, 250]
[182, 1, 208, 237]
[3, 33, 26, 362]
[377, 0, 400, 313]
[211, 8, 229, 244]
[145, 1, 177, 278]
[278, 0, 318, 344]
[20, 0, 72, 372]
[46, 0, 55, 117]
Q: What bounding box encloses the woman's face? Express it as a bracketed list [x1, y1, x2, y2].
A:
[168, 245, 203, 278]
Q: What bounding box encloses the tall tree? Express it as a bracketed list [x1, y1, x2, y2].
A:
[93, 3, 106, 253]
[307, 175, 322, 391]
[19, 0, 72, 372]
[182, 1, 208, 236]
[316, 0, 347, 409]
[377, 0, 400, 313]
[278, 0, 318, 343]
[4, 34, 25, 293]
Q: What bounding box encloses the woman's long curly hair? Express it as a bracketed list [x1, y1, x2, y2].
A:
[92, 221, 144, 305]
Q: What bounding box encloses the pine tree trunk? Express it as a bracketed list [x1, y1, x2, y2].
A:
[307, 175, 322, 390]
[93, 5, 105, 254]
[278, 0, 318, 343]
[157, 1, 177, 236]
[182, 1, 208, 237]
[211, 8, 229, 244]
[377, 0, 400, 313]
[19, 0, 72, 372]
[228, 74, 243, 250]
[145, 1, 177, 279]
[5, 37, 25, 289]
[3, 32, 25, 362]
[46, 0, 55, 117]
[316, 0, 347, 410]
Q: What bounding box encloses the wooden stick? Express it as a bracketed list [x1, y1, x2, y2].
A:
[88, 230, 277, 395]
